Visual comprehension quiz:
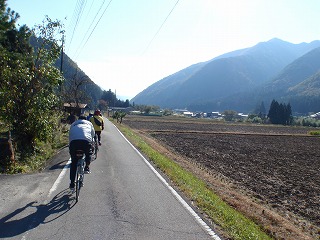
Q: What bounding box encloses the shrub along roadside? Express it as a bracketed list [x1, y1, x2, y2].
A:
[0, 121, 69, 174]
[114, 122, 272, 240]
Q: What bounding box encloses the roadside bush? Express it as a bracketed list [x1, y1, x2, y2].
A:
[309, 131, 320, 136]
[246, 116, 263, 124]
[0, 115, 68, 173]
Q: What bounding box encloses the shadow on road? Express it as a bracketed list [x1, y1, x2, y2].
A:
[49, 160, 70, 170]
[0, 188, 76, 238]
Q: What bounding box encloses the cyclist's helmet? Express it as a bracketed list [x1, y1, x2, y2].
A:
[94, 110, 101, 115]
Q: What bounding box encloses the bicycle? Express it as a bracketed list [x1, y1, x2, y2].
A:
[74, 149, 85, 202]
[93, 134, 99, 160]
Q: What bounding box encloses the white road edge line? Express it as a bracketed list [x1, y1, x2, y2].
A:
[114, 125, 222, 240]
[47, 159, 71, 199]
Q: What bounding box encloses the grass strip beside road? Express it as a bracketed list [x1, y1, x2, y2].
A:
[116, 123, 272, 240]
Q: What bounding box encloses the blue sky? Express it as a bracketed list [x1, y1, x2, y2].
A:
[7, 0, 320, 100]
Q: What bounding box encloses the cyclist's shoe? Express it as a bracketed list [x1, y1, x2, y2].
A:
[69, 182, 75, 190]
[84, 166, 91, 174]
[99, 141, 101, 146]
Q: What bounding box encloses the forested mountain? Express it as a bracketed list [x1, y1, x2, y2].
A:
[55, 53, 103, 109]
[208, 47, 320, 114]
[132, 62, 206, 107]
[131, 39, 320, 114]
[263, 47, 320, 113]
[264, 47, 320, 93]
[29, 36, 103, 109]
[56, 53, 130, 109]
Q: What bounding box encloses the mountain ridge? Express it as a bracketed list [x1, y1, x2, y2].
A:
[131, 38, 320, 113]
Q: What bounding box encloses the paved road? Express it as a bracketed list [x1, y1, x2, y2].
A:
[0, 119, 221, 240]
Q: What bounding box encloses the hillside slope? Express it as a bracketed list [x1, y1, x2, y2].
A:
[212, 47, 320, 113]
[131, 39, 320, 112]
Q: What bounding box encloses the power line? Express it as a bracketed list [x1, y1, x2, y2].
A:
[142, 0, 180, 55]
[72, 0, 107, 59]
[69, 0, 82, 27]
[68, 1, 179, 61]
[66, 0, 81, 47]
[67, 0, 87, 53]
[83, 0, 96, 23]
[81, 0, 113, 53]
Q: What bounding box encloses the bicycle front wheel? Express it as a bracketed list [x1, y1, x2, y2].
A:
[95, 143, 98, 159]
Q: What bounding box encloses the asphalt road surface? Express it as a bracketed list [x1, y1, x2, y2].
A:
[0, 118, 221, 240]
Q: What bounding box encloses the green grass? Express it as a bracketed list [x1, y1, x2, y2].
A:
[116, 122, 273, 240]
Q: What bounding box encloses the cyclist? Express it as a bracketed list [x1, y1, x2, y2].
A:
[69, 115, 95, 189]
[90, 109, 104, 145]
[86, 112, 93, 121]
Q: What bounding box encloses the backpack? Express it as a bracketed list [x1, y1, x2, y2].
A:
[93, 116, 102, 126]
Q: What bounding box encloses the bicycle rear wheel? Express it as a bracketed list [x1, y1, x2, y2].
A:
[75, 167, 80, 202]
[75, 159, 85, 202]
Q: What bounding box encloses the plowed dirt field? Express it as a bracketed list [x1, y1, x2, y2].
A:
[122, 115, 320, 240]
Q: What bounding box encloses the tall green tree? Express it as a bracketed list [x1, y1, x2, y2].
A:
[267, 100, 292, 125]
[100, 89, 130, 108]
[283, 102, 293, 125]
[268, 100, 280, 124]
[101, 89, 117, 107]
[0, 1, 65, 153]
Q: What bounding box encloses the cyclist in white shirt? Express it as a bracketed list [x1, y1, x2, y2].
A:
[68, 115, 95, 189]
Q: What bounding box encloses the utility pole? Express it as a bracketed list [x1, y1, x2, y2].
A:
[60, 34, 64, 74]
[59, 34, 64, 94]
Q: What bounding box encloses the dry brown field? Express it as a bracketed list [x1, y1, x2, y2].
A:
[122, 115, 320, 240]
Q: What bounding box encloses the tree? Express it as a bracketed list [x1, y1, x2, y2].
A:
[97, 99, 108, 111]
[267, 100, 292, 125]
[222, 110, 238, 121]
[0, 8, 65, 153]
[112, 111, 126, 123]
[268, 100, 280, 124]
[124, 99, 130, 107]
[254, 101, 266, 119]
[100, 89, 129, 108]
[144, 106, 152, 114]
[101, 89, 117, 107]
[62, 70, 92, 108]
[283, 103, 293, 125]
[133, 104, 160, 114]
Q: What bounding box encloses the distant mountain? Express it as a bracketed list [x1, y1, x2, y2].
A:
[266, 47, 320, 113]
[132, 62, 206, 107]
[205, 47, 320, 114]
[263, 47, 320, 93]
[288, 71, 320, 96]
[131, 38, 320, 113]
